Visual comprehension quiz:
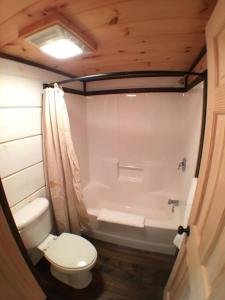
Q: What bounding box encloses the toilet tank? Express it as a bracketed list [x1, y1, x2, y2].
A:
[13, 197, 53, 250]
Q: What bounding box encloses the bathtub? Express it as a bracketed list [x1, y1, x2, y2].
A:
[83, 182, 182, 255]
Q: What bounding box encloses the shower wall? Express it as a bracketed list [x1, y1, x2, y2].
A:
[65, 93, 89, 187]
[66, 83, 203, 206]
[178, 84, 203, 201]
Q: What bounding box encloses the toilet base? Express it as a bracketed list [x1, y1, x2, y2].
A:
[51, 265, 92, 289]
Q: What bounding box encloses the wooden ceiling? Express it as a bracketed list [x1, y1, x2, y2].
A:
[0, 0, 217, 76]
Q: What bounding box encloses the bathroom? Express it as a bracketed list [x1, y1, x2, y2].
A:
[1, 1, 224, 300]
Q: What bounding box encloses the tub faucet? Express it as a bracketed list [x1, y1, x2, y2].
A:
[168, 199, 179, 213]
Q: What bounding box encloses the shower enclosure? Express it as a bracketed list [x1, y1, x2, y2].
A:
[65, 83, 203, 254]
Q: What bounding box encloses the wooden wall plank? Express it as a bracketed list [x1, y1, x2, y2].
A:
[2, 162, 45, 207]
[0, 135, 43, 178]
[11, 186, 46, 213]
[0, 108, 41, 143]
[0, 74, 42, 107]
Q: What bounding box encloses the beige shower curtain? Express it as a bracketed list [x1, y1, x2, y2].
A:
[42, 83, 89, 234]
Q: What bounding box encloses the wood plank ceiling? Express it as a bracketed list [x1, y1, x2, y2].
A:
[0, 0, 217, 76]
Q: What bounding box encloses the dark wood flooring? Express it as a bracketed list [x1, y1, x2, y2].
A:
[36, 238, 175, 300]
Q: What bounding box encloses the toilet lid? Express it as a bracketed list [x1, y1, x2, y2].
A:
[44, 233, 97, 270]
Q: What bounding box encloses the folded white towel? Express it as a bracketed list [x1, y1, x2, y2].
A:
[97, 208, 145, 228]
[173, 177, 198, 249]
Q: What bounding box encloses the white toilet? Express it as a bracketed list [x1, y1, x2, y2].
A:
[13, 197, 97, 289]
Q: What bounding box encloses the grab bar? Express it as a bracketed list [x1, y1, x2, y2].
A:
[118, 164, 143, 171]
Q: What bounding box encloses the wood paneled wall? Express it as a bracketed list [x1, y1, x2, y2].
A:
[0, 68, 46, 212]
[0, 58, 68, 217]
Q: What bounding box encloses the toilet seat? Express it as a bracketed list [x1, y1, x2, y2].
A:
[44, 233, 97, 270]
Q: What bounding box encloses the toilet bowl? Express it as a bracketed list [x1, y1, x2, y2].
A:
[13, 197, 97, 289]
[38, 233, 97, 289]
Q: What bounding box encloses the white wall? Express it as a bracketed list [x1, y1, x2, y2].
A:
[65, 93, 89, 187]
[178, 83, 203, 202]
[67, 86, 202, 206]
[0, 58, 68, 214]
[85, 92, 197, 202]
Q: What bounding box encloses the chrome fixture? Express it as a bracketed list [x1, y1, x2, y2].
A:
[168, 199, 179, 213]
[177, 157, 186, 172]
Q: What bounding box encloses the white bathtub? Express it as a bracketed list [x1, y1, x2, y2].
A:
[83, 182, 182, 255]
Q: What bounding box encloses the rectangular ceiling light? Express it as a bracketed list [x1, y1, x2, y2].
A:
[25, 24, 90, 59]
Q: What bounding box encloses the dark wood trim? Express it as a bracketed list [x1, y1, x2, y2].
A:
[186, 71, 206, 92]
[54, 70, 204, 85]
[83, 70, 203, 82]
[43, 84, 85, 95]
[0, 52, 75, 79]
[0, 179, 49, 299]
[188, 46, 207, 73]
[44, 73, 206, 96]
[195, 75, 207, 177]
[83, 81, 87, 94]
[184, 75, 188, 91]
[85, 87, 186, 95]
[43, 84, 187, 95]
[2, 51, 206, 95]
[186, 46, 207, 88]
[62, 87, 84, 96]
[1, 50, 206, 92]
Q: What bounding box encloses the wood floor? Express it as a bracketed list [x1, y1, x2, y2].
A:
[36, 238, 175, 300]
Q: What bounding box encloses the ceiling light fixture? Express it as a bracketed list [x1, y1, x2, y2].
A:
[25, 24, 87, 59]
[21, 14, 96, 60]
[40, 38, 82, 59]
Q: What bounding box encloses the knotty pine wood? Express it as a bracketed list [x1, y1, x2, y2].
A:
[0, 0, 217, 76]
[164, 1, 225, 299]
[36, 237, 175, 300]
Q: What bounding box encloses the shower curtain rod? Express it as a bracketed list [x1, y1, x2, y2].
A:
[51, 70, 205, 85]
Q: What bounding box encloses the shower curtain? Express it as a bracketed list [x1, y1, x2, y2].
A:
[42, 83, 89, 234]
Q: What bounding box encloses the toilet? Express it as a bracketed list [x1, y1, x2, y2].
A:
[13, 197, 97, 289]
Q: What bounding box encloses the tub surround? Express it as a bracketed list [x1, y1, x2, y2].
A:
[84, 90, 202, 204]
[66, 84, 203, 254]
